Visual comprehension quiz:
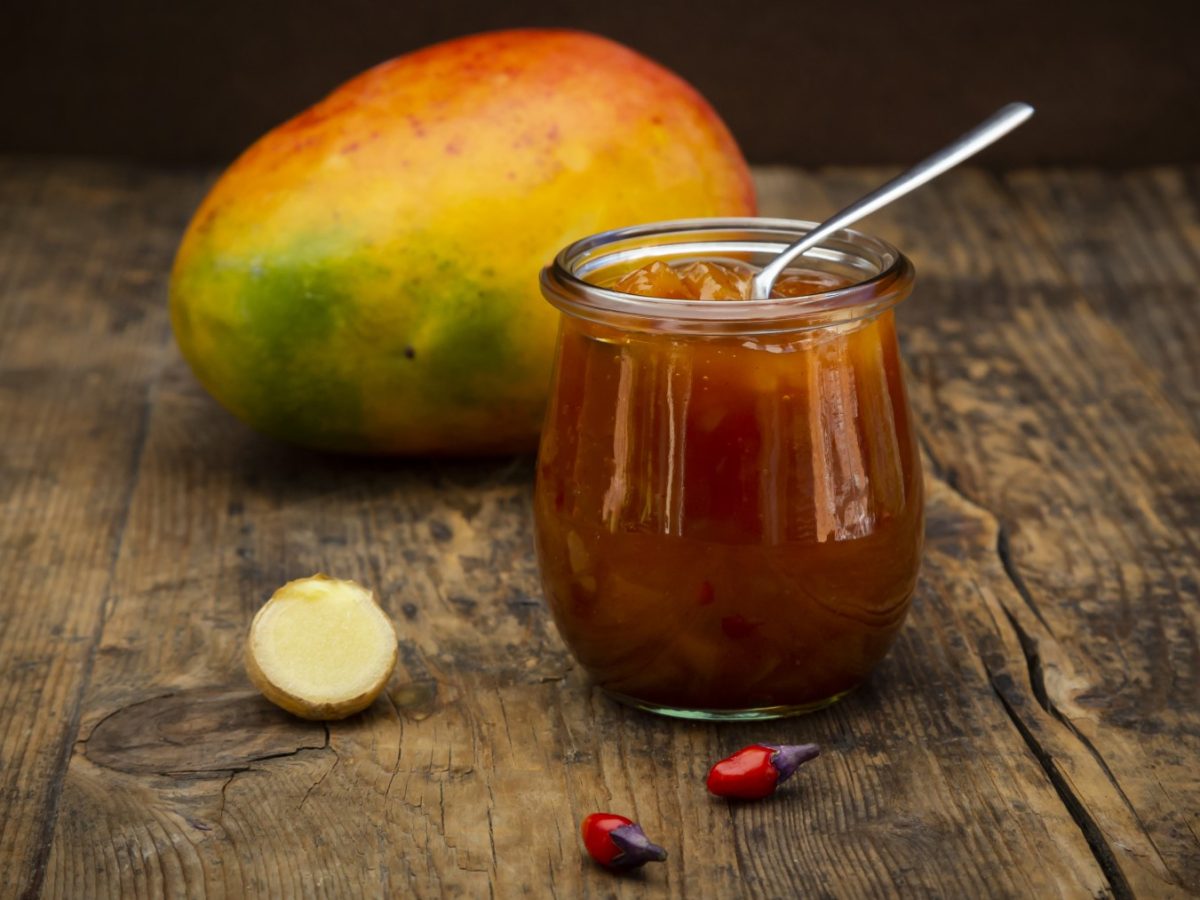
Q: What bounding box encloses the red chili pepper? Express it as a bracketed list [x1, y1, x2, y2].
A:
[706, 743, 820, 800]
[581, 813, 668, 870]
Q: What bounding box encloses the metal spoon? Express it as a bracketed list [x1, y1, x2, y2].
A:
[750, 102, 1035, 300]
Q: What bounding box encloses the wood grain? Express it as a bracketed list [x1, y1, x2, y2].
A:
[0, 160, 209, 897]
[0, 160, 1196, 897]
[1005, 167, 1200, 433]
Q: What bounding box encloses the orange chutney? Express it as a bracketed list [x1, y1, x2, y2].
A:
[535, 222, 923, 718]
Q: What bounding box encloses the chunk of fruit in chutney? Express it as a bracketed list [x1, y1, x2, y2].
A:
[611, 259, 848, 301]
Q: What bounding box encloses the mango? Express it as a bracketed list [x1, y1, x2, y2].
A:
[170, 29, 755, 454]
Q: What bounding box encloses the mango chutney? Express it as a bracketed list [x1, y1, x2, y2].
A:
[535, 219, 923, 719]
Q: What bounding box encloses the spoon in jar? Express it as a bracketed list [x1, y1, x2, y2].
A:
[749, 102, 1034, 300]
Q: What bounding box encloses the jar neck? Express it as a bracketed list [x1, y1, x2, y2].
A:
[541, 217, 914, 337]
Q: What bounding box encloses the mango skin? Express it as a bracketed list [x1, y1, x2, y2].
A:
[170, 29, 756, 454]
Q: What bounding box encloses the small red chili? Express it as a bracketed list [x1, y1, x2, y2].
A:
[581, 813, 668, 870]
[706, 743, 820, 800]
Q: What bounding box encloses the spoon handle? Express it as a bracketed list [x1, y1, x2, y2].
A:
[750, 101, 1035, 300]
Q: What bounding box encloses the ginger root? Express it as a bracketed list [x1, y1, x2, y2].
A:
[245, 575, 398, 720]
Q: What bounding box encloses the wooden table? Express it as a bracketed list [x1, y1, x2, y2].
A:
[2, 160, 1198, 898]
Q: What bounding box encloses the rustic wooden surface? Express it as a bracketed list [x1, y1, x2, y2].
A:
[1, 159, 1198, 898]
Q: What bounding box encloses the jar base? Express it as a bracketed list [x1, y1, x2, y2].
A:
[602, 687, 856, 721]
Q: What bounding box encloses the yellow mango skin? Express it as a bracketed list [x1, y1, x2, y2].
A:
[170, 29, 756, 454]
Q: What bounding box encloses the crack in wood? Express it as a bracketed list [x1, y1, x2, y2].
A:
[216, 769, 239, 831]
[991, 531, 1141, 895]
[1002, 608, 1179, 885]
[999, 606, 1052, 715]
[384, 691, 404, 801]
[298, 723, 337, 811]
[988, 675, 1134, 900]
[995, 525, 1053, 635]
[922, 460, 1144, 897]
[484, 786, 498, 871]
[82, 688, 327, 775]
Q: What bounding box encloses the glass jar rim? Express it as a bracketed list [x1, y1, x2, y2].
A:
[541, 217, 915, 335]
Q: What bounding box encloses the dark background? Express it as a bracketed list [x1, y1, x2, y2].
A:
[2, 0, 1197, 167]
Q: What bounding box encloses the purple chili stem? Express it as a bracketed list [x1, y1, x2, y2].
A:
[762, 743, 821, 782]
[608, 823, 668, 868]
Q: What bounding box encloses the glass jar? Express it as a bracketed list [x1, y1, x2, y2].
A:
[534, 218, 923, 720]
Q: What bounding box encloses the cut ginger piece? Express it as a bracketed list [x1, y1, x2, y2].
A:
[245, 575, 398, 720]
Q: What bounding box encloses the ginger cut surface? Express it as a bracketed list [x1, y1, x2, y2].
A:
[245, 575, 398, 720]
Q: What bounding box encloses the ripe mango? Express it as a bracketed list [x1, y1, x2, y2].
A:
[170, 29, 755, 454]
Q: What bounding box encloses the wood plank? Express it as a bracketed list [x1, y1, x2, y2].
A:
[1005, 166, 1200, 433]
[779, 165, 1200, 895]
[46, 378, 1112, 898]
[33, 162, 1122, 897]
[0, 160, 209, 896]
